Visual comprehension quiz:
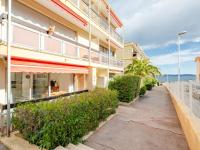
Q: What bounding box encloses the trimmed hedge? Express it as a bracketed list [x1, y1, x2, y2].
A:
[139, 86, 147, 96]
[12, 89, 118, 150]
[145, 83, 153, 90]
[108, 75, 141, 103]
[144, 77, 157, 90]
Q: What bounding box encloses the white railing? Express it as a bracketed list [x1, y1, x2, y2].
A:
[68, 0, 123, 45]
[165, 81, 200, 119]
[10, 23, 123, 68]
[110, 57, 123, 68]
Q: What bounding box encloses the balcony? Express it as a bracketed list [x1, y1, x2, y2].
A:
[4, 23, 123, 69]
[68, 0, 123, 45]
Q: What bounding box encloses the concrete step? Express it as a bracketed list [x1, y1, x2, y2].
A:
[66, 143, 95, 150]
[66, 143, 78, 150]
[54, 146, 68, 150]
[77, 143, 94, 150]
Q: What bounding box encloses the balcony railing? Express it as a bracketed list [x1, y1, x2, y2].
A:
[110, 28, 123, 44]
[10, 23, 123, 68]
[68, 0, 123, 45]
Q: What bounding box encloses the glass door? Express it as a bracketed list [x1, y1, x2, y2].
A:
[33, 73, 48, 99]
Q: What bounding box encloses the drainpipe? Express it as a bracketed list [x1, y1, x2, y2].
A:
[6, 0, 12, 137]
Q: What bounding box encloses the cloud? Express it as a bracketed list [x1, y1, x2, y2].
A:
[142, 36, 200, 50]
[150, 49, 200, 66]
[110, 0, 200, 48]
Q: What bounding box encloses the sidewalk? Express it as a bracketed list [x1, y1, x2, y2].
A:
[85, 86, 189, 150]
[0, 142, 8, 150]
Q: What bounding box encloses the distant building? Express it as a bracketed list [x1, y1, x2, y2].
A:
[195, 57, 200, 81]
[116, 42, 147, 68]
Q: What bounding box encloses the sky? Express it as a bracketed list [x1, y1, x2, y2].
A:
[109, 0, 200, 75]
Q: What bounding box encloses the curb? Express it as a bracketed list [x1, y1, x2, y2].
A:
[119, 96, 139, 106]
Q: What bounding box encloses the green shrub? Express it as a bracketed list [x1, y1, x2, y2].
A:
[144, 77, 158, 90]
[139, 86, 147, 96]
[108, 75, 141, 103]
[12, 89, 118, 150]
[145, 83, 153, 90]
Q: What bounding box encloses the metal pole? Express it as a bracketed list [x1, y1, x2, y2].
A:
[88, 0, 91, 66]
[122, 26, 125, 74]
[177, 35, 181, 99]
[6, 0, 12, 137]
[178, 35, 181, 82]
[108, 6, 111, 66]
[107, 6, 111, 81]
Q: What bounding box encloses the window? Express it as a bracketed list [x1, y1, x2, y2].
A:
[133, 52, 137, 57]
[11, 72, 30, 102]
[33, 74, 49, 99]
[99, 45, 108, 55]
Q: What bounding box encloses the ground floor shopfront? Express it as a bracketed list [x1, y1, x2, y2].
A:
[11, 72, 87, 103]
[0, 57, 117, 105]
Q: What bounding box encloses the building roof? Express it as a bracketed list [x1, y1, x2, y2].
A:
[195, 57, 200, 62]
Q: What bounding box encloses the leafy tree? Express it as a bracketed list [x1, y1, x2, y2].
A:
[125, 59, 161, 78]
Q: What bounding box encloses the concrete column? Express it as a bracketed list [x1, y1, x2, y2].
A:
[48, 73, 51, 97]
[196, 61, 200, 82]
[74, 74, 79, 91]
[96, 69, 109, 88]
[29, 73, 33, 99]
[0, 60, 6, 104]
[88, 67, 97, 90]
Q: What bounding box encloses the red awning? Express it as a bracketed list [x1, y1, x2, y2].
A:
[11, 58, 88, 74]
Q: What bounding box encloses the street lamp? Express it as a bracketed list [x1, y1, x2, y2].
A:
[177, 31, 187, 82]
[177, 31, 187, 100]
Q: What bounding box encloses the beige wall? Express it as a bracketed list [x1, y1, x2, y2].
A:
[116, 43, 147, 68]
[169, 93, 200, 150]
[87, 67, 97, 90]
[97, 69, 109, 88]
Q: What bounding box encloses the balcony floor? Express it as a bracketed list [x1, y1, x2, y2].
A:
[86, 86, 189, 150]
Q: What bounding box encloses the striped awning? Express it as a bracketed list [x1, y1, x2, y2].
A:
[11, 57, 88, 74]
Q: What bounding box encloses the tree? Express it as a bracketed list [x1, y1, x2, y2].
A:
[125, 59, 161, 78]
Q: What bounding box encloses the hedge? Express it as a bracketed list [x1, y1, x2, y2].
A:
[108, 75, 141, 103]
[144, 77, 157, 90]
[12, 89, 118, 150]
[139, 86, 147, 96]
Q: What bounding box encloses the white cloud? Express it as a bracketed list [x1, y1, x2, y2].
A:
[110, 0, 200, 47]
[142, 36, 200, 50]
[150, 49, 200, 66]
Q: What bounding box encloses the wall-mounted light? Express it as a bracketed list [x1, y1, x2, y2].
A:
[0, 13, 8, 25]
[47, 25, 55, 36]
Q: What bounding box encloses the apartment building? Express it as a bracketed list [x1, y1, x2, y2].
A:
[0, 0, 124, 105]
[116, 42, 147, 68]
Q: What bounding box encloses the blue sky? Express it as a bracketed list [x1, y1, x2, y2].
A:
[109, 0, 200, 75]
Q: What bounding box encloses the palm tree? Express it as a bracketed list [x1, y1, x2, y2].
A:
[125, 59, 161, 78]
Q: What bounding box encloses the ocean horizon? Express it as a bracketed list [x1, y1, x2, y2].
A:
[156, 74, 196, 83]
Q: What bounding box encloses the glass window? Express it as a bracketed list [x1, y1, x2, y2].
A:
[33, 74, 49, 99]
[11, 72, 30, 102]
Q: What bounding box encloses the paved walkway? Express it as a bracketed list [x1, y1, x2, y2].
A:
[86, 86, 189, 150]
[0, 142, 8, 150]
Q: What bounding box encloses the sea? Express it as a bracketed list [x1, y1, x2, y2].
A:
[156, 74, 196, 83]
